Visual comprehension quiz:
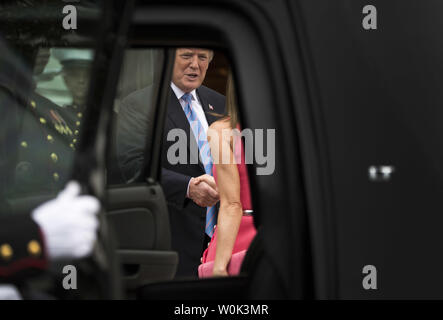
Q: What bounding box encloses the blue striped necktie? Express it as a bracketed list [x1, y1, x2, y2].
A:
[182, 93, 217, 237]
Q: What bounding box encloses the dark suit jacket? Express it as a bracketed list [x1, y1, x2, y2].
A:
[117, 85, 225, 278]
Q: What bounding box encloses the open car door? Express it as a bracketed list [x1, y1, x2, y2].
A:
[0, 0, 140, 299]
[98, 5, 179, 296]
[104, 46, 179, 294]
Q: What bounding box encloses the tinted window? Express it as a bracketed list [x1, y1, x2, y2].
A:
[0, 1, 102, 207]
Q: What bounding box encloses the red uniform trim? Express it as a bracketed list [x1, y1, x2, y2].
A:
[0, 257, 48, 277]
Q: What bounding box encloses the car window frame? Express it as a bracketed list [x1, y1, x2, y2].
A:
[123, 2, 313, 298]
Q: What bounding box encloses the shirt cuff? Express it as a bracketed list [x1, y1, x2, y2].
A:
[186, 177, 194, 198]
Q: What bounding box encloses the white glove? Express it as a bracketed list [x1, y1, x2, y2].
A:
[32, 181, 100, 260]
[0, 285, 22, 300]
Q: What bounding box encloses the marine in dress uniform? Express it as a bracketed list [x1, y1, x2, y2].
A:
[0, 83, 48, 285]
[0, 38, 99, 293]
[52, 48, 93, 150]
[0, 43, 50, 282]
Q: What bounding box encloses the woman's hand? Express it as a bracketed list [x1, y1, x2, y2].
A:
[212, 265, 229, 277]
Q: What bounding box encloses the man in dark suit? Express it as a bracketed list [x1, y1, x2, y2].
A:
[117, 48, 225, 278]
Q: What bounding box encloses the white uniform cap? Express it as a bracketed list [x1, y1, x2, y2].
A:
[51, 48, 93, 68]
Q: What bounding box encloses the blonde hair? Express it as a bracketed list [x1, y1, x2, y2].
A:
[225, 72, 239, 128]
[208, 71, 239, 128]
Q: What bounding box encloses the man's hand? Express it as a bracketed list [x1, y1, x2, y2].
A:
[188, 174, 219, 207]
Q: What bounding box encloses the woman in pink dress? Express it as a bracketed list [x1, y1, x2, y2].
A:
[196, 73, 256, 277]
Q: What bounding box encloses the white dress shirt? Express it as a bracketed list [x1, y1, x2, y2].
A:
[171, 82, 209, 133]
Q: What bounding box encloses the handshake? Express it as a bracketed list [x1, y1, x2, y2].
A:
[188, 174, 220, 207]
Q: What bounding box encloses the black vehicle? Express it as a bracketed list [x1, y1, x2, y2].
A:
[2, 0, 443, 300]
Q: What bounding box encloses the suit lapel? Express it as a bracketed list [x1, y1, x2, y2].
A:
[197, 87, 221, 126]
[167, 88, 203, 170]
[167, 88, 190, 138]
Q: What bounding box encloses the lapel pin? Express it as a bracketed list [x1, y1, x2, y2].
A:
[209, 104, 214, 110]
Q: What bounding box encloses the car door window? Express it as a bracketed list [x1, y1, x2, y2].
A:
[0, 1, 102, 212]
[107, 48, 165, 185]
[105, 46, 260, 283]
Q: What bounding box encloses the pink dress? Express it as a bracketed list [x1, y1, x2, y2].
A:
[201, 133, 256, 264]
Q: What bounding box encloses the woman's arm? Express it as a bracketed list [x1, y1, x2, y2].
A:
[208, 120, 243, 276]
